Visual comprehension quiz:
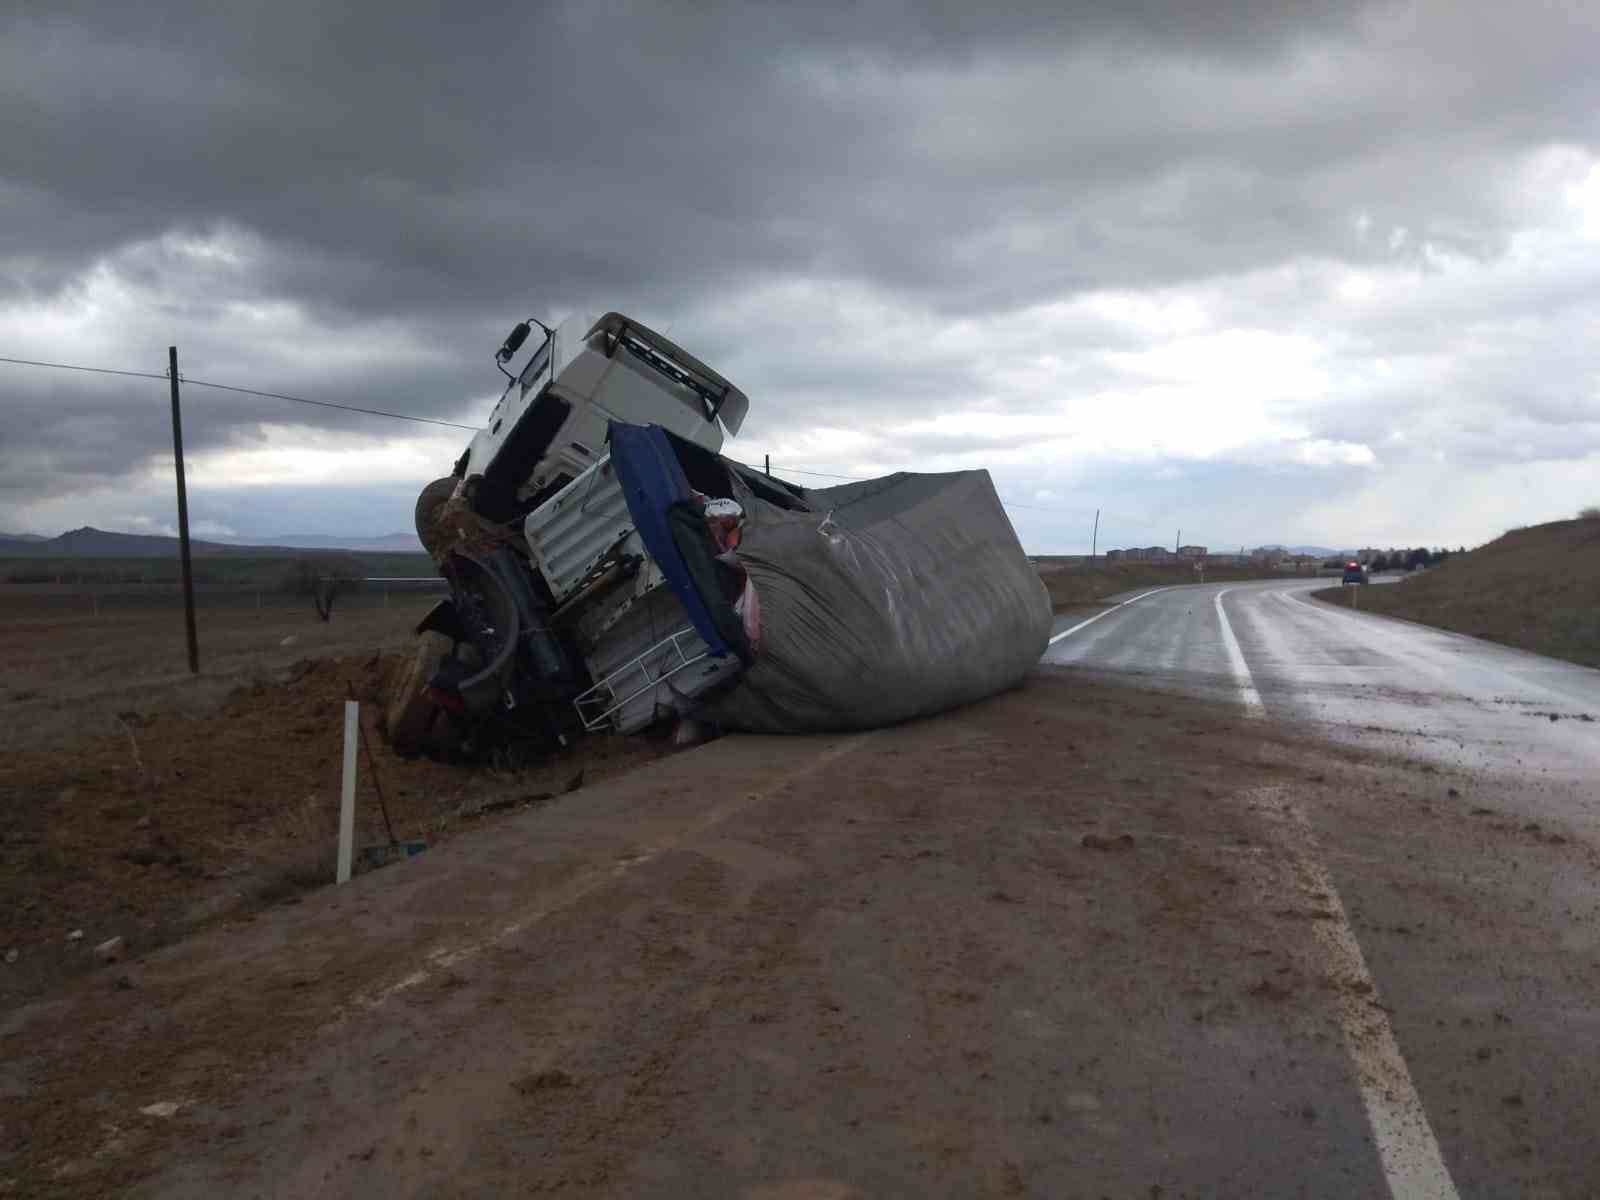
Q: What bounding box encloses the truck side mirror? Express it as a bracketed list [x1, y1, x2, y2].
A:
[495, 321, 532, 365]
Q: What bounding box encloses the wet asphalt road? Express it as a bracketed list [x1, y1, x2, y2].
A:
[1043, 578, 1600, 1198]
[1045, 578, 1600, 780]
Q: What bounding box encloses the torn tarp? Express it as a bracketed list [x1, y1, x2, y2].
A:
[695, 466, 1052, 733]
[607, 422, 1050, 734]
[608, 422, 748, 661]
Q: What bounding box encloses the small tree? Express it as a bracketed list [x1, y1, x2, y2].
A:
[1580, 506, 1600, 520]
[284, 556, 362, 621]
[1370, 552, 1390, 571]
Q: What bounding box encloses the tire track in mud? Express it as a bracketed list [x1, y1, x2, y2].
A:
[346, 732, 875, 1015]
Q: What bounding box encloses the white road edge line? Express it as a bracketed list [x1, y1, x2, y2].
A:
[1047, 587, 1170, 645]
[1263, 799, 1462, 1200]
[1219, 592, 1459, 1200]
[1212, 587, 1265, 714]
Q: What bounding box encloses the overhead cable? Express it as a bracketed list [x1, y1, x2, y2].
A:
[0, 353, 478, 431]
[3, 353, 1088, 512]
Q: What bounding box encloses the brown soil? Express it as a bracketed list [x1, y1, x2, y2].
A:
[0, 601, 669, 1009]
[1309, 516, 1600, 668]
[1, 597, 430, 756]
[0, 667, 1429, 1198]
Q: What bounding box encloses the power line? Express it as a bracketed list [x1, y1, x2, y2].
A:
[0, 353, 478, 431]
[181, 376, 477, 431]
[0, 354, 168, 384]
[5, 352, 1089, 515]
[731, 461, 869, 482]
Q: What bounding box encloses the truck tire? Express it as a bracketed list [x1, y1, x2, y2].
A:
[414, 476, 459, 560]
[385, 631, 459, 755]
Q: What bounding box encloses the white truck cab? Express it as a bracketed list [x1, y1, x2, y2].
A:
[460, 312, 748, 520]
[395, 311, 756, 751]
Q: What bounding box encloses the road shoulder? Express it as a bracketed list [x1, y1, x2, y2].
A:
[2, 672, 1418, 1198]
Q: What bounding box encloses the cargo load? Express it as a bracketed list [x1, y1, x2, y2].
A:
[385, 310, 1048, 756]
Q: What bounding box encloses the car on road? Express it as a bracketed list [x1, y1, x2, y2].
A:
[1342, 560, 1369, 585]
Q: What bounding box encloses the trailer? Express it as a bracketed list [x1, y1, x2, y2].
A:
[386, 311, 1051, 756]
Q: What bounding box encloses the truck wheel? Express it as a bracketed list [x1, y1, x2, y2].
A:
[385, 631, 460, 754]
[414, 476, 459, 560]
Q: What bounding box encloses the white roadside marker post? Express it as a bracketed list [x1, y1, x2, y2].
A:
[338, 701, 358, 884]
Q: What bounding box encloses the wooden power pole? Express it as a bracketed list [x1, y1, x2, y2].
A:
[168, 346, 199, 674]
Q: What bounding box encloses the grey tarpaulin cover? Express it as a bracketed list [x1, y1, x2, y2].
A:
[698, 467, 1052, 733]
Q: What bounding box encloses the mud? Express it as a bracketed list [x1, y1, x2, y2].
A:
[0, 604, 668, 1009]
[0, 671, 1418, 1198]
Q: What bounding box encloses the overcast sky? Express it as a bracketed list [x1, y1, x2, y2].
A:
[4, 0, 1598, 552]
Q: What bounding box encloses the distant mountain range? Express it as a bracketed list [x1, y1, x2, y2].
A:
[0, 526, 423, 558]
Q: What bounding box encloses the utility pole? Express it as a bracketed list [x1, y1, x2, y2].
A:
[1091, 508, 1100, 560]
[1176, 529, 1181, 553]
[168, 346, 199, 674]
[764, 453, 770, 478]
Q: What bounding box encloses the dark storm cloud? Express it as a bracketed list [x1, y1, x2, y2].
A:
[0, 0, 1404, 321]
[5, 0, 1600, 542]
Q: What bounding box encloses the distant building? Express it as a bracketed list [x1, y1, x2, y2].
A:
[1104, 548, 1124, 561]
[1115, 546, 1179, 562]
[1178, 544, 1207, 558]
[1251, 545, 1286, 565]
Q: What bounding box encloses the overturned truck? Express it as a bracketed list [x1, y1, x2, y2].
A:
[386, 311, 1052, 755]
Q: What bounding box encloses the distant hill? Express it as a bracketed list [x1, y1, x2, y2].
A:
[0, 526, 371, 558]
[1316, 516, 1600, 670]
[0, 526, 425, 557]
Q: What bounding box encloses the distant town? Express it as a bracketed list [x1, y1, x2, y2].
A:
[1037, 545, 1462, 572]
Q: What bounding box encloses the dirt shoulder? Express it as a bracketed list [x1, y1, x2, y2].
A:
[0, 603, 669, 1009]
[1309, 516, 1600, 669]
[1, 671, 1432, 1198]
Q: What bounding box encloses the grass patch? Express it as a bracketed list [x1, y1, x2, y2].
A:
[212, 793, 342, 904]
[1311, 517, 1600, 669]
